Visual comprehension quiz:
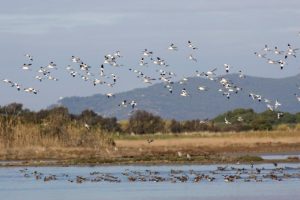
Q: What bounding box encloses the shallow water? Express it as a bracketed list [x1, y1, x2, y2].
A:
[261, 154, 300, 160]
[1, 163, 300, 200]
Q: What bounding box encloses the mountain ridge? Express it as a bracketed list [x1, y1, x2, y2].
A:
[54, 73, 300, 120]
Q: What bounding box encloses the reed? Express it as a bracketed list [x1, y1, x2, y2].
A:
[0, 116, 115, 160]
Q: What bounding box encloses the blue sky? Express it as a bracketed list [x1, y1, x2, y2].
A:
[0, 0, 300, 110]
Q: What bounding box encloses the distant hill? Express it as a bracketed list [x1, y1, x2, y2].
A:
[54, 74, 300, 120]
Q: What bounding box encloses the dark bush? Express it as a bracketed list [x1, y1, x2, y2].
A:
[128, 110, 165, 134]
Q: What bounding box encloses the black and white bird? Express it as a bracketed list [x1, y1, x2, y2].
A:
[139, 58, 148, 66]
[35, 75, 44, 82]
[22, 63, 32, 70]
[24, 87, 38, 94]
[47, 62, 57, 69]
[262, 44, 272, 52]
[187, 40, 198, 50]
[278, 60, 287, 70]
[111, 74, 117, 83]
[71, 56, 81, 63]
[224, 64, 230, 73]
[238, 70, 246, 78]
[285, 44, 298, 59]
[106, 93, 115, 98]
[14, 83, 21, 91]
[142, 49, 153, 57]
[202, 68, 217, 77]
[99, 64, 105, 77]
[267, 59, 278, 65]
[168, 43, 178, 51]
[93, 79, 105, 86]
[25, 54, 33, 61]
[130, 100, 137, 109]
[3, 79, 13, 85]
[277, 112, 284, 119]
[274, 46, 284, 55]
[119, 100, 127, 107]
[180, 88, 189, 97]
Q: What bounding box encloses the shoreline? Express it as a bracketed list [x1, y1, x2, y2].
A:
[1, 130, 300, 167]
[1, 153, 299, 167]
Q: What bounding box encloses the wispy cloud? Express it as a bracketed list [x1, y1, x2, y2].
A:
[0, 12, 127, 34]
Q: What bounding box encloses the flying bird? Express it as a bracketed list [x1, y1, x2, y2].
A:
[168, 43, 178, 51]
[187, 40, 198, 50]
[188, 54, 197, 62]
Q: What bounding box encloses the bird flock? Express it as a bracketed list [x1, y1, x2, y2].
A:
[2, 33, 300, 124]
[254, 43, 298, 70]
[18, 163, 300, 184]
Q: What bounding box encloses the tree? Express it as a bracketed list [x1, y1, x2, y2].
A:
[169, 119, 182, 133]
[128, 110, 165, 134]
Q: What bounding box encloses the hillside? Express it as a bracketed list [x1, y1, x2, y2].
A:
[55, 74, 300, 120]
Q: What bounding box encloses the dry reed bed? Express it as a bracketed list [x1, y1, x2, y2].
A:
[0, 120, 114, 160]
[115, 130, 300, 156]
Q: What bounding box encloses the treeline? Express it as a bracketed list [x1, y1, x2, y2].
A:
[1, 103, 300, 136]
[0, 103, 121, 133]
[126, 108, 300, 134]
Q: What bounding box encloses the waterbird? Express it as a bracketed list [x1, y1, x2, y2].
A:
[130, 100, 137, 109]
[180, 88, 189, 97]
[224, 64, 230, 73]
[24, 87, 38, 94]
[168, 43, 178, 51]
[277, 112, 284, 119]
[238, 70, 246, 78]
[35, 76, 44, 82]
[275, 100, 281, 109]
[262, 44, 272, 52]
[47, 62, 57, 69]
[274, 46, 284, 55]
[225, 117, 231, 125]
[84, 123, 90, 130]
[198, 86, 208, 91]
[25, 54, 33, 61]
[237, 116, 244, 122]
[202, 68, 217, 77]
[106, 93, 115, 98]
[187, 40, 198, 50]
[139, 58, 148, 66]
[71, 56, 81, 63]
[267, 104, 274, 111]
[188, 54, 197, 62]
[22, 63, 32, 70]
[254, 52, 266, 58]
[142, 49, 153, 57]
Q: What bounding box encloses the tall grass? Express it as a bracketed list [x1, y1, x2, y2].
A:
[0, 116, 115, 159]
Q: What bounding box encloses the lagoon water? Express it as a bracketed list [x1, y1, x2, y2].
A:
[1, 163, 300, 200]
